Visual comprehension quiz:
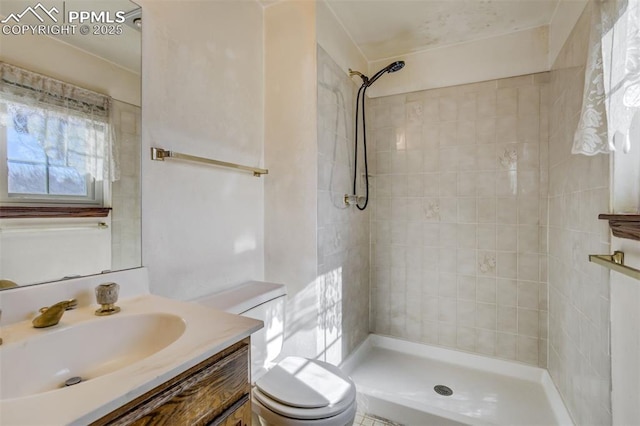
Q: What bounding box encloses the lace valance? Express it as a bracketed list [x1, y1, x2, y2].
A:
[0, 62, 111, 119]
[573, 0, 640, 155]
[0, 62, 119, 182]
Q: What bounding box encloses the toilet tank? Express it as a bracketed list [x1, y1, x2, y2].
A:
[193, 281, 286, 381]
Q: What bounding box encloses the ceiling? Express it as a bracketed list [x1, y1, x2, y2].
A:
[325, 0, 560, 61]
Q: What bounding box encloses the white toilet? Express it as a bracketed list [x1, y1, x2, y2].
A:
[195, 281, 357, 426]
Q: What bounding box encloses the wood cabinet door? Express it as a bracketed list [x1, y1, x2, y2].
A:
[92, 339, 251, 426]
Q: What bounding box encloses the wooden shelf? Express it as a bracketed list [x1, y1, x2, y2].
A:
[599, 214, 640, 241]
[0, 206, 111, 219]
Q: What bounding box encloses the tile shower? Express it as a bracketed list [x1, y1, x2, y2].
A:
[548, 4, 611, 424]
[317, 5, 613, 423]
[368, 75, 549, 367]
[317, 46, 370, 360]
[111, 100, 142, 271]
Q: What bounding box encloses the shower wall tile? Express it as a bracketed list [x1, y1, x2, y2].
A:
[369, 73, 548, 367]
[317, 47, 370, 361]
[547, 4, 612, 425]
[111, 100, 141, 271]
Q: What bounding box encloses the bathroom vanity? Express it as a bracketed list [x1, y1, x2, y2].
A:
[92, 338, 251, 425]
[0, 268, 262, 425]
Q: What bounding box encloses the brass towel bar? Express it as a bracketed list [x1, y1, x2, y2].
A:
[151, 147, 268, 177]
[0, 222, 108, 233]
[588, 251, 640, 280]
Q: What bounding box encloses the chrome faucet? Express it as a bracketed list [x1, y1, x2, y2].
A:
[32, 299, 77, 328]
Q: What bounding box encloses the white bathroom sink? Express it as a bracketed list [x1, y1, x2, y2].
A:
[0, 312, 186, 400]
[0, 291, 262, 426]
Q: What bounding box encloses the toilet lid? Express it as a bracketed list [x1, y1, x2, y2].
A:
[255, 357, 356, 411]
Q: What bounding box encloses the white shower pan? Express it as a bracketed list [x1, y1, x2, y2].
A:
[341, 335, 573, 426]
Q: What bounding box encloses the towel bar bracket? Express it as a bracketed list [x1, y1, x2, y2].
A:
[151, 147, 170, 161]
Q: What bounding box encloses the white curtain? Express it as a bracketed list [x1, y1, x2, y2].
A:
[0, 62, 119, 183]
[573, 0, 640, 155]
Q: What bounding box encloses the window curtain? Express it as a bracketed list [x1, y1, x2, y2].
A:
[572, 0, 640, 155]
[0, 62, 120, 181]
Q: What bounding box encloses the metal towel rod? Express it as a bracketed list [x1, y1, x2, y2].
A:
[151, 147, 268, 177]
[588, 251, 640, 280]
[0, 222, 108, 233]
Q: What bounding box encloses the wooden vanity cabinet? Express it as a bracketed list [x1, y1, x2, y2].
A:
[91, 338, 251, 426]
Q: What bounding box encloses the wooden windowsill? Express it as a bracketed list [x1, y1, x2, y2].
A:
[599, 214, 640, 241]
[0, 206, 111, 219]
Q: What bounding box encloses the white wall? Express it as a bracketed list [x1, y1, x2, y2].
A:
[316, 0, 367, 84]
[611, 237, 640, 424]
[140, 0, 264, 301]
[366, 27, 549, 99]
[264, 0, 319, 358]
[548, 0, 589, 68]
[0, 218, 111, 284]
[0, 31, 140, 106]
[263, 0, 318, 295]
[610, 64, 640, 426]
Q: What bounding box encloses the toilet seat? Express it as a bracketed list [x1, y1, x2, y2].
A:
[254, 356, 356, 420]
[252, 395, 357, 426]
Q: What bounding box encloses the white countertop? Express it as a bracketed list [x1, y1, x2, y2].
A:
[0, 294, 263, 425]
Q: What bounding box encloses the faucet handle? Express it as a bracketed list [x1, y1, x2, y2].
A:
[96, 283, 119, 304]
[95, 283, 120, 316]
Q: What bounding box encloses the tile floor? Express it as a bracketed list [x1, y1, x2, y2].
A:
[354, 411, 403, 426]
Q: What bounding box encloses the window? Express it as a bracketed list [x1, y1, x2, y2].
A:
[605, 0, 640, 212]
[0, 63, 115, 207]
[572, 0, 640, 211]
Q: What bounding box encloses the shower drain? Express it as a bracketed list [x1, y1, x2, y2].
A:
[434, 385, 453, 396]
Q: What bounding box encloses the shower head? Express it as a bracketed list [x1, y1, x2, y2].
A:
[348, 60, 405, 211]
[366, 61, 405, 87]
[348, 61, 405, 88]
[387, 61, 405, 73]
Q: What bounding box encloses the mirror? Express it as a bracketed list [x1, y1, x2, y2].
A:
[0, 0, 141, 289]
